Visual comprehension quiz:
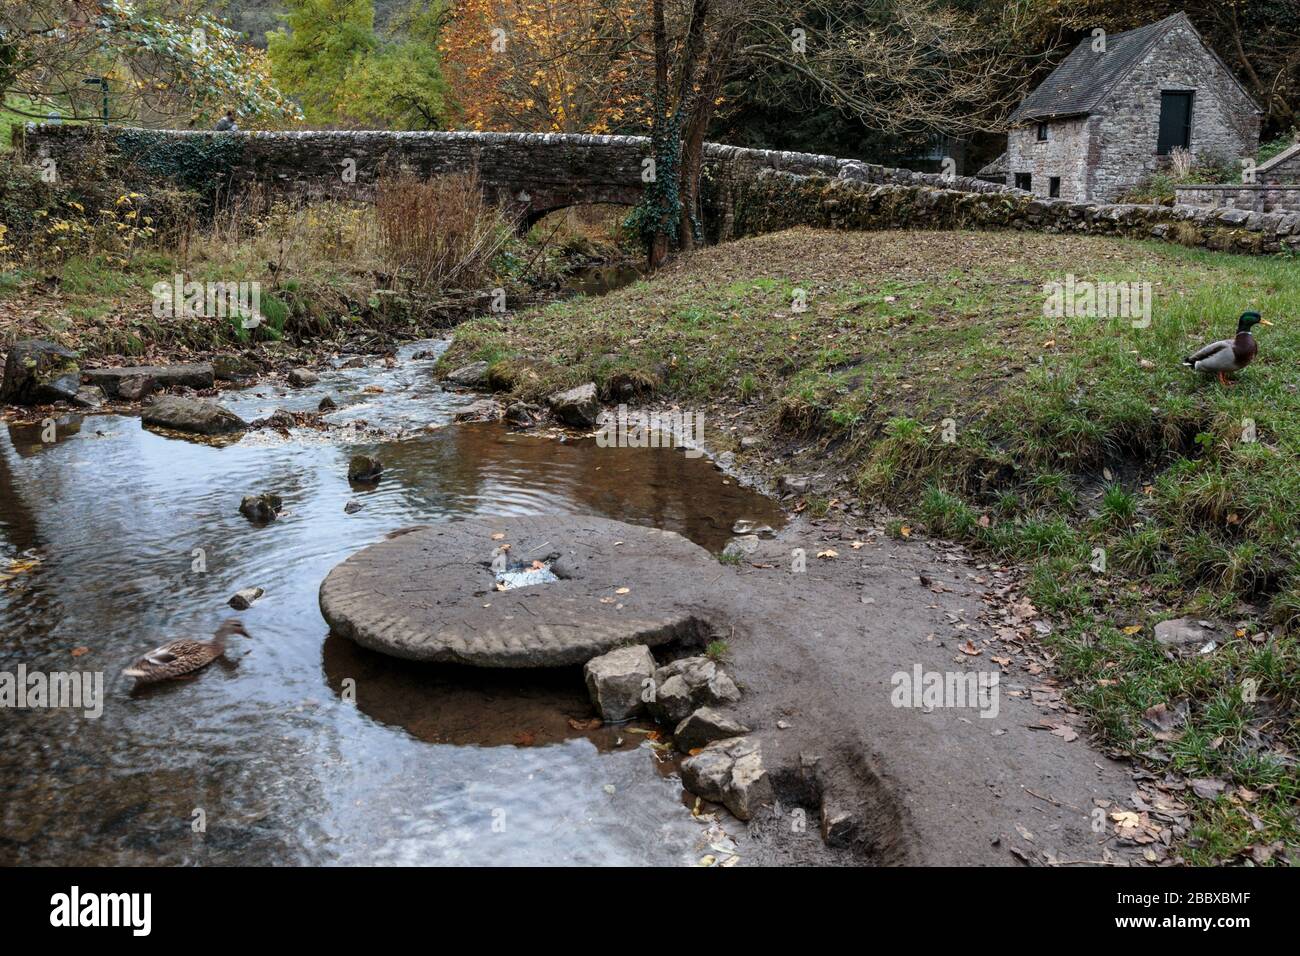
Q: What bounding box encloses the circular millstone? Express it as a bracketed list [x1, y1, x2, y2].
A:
[319, 515, 719, 667]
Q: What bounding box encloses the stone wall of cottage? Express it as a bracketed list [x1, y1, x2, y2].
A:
[1006, 117, 1093, 201]
[1090, 22, 1260, 202]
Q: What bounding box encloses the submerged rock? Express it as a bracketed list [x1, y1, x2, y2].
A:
[0, 340, 80, 406]
[344, 500, 364, 514]
[679, 736, 772, 821]
[318, 396, 338, 412]
[584, 644, 655, 721]
[228, 586, 264, 610]
[674, 707, 751, 752]
[239, 493, 283, 523]
[547, 383, 601, 428]
[142, 396, 249, 435]
[347, 455, 383, 482]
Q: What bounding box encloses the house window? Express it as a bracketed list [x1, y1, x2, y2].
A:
[1037, 122, 1049, 142]
[1015, 173, 1032, 191]
[1049, 177, 1061, 198]
[1157, 91, 1193, 155]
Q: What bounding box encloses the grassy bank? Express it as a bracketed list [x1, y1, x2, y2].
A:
[443, 227, 1299, 863]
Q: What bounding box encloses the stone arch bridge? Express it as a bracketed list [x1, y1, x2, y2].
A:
[21, 127, 1004, 232]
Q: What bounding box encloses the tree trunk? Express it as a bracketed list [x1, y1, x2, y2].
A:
[678, 23, 739, 250]
[648, 0, 670, 268]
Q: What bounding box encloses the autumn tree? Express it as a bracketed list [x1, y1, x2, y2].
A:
[438, 0, 646, 133]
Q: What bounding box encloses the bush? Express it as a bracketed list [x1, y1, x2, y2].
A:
[374, 168, 514, 291]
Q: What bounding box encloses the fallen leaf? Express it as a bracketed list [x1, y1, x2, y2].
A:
[958, 640, 982, 656]
[817, 549, 838, 559]
[1122, 625, 1143, 635]
[614, 587, 630, 595]
[70, 647, 90, 658]
[491, 532, 505, 541]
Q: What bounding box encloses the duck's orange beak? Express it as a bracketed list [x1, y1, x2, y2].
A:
[1260, 319, 1274, 326]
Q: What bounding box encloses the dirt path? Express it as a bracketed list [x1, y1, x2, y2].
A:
[689, 514, 1143, 866]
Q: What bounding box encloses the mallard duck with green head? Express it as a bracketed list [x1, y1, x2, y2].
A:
[123, 619, 248, 685]
[1183, 311, 1273, 386]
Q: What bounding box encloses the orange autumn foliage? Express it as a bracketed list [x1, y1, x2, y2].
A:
[440, 0, 647, 133]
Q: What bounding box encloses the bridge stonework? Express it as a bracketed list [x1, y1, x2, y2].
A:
[19, 125, 1300, 254]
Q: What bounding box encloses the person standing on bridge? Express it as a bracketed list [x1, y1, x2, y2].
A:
[214, 109, 238, 132]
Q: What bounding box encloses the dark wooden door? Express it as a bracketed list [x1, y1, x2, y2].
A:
[1158, 91, 1193, 155]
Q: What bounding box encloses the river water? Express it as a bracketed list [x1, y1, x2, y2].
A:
[0, 340, 783, 865]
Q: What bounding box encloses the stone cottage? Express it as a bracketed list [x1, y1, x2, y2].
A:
[992, 12, 1260, 202]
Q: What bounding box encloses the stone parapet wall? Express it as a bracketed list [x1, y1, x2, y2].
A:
[722, 166, 1300, 256]
[1174, 184, 1300, 214]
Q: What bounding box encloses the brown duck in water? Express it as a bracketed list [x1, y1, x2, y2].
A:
[1183, 311, 1273, 386]
[123, 619, 248, 685]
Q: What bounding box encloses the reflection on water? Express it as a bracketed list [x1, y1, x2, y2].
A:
[0, 340, 781, 865]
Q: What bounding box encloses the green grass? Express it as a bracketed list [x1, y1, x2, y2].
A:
[444, 227, 1300, 863]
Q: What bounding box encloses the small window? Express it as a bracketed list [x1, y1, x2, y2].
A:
[1049, 177, 1061, 198]
[1157, 91, 1193, 155]
[1037, 122, 1049, 142]
[1015, 173, 1032, 191]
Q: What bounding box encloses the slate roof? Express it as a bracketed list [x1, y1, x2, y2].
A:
[1008, 13, 1243, 124]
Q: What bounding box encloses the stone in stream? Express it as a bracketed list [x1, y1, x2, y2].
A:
[0, 340, 80, 406]
[319, 515, 720, 667]
[287, 368, 319, 388]
[229, 587, 264, 610]
[84, 363, 214, 397]
[142, 395, 249, 436]
[318, 396, 338, 412]
[679, 736, 772, 821]
[504, 401, 542, 427]
[453, 398, 503, 423]
[347, 455, 383, 482]
[239, 493, 283, 523]
[72, 385, 105, 409]
[213, 354, 259, 382]
[648, 656, 741, 727]
[547, 383, 601, 428]
[584, 644, 656, 721]
[116, 374, 156, 401]
[443, 361, 490, 388]
[344, 500, 364, 514]
[673, 707, 751, 752]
